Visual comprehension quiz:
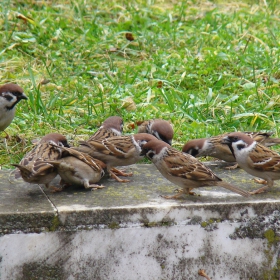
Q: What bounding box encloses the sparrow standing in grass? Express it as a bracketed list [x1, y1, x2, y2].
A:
[77, 133, 157, 182]
[0, 83, 28, 136]
[140, 139, 250, 198]
[222, 132, 280, 194]
[13, 133, 70, 192]
[138, 119, 174, 145]
[45, 145, 106, 190]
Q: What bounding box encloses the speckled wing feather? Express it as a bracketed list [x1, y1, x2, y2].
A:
[209, 136, 233, 155]
[163, 148, 221, 182]
[79, 135, 135, 159]
[88, 127, 119, 141]
[248, 144, 280, 172]
[14, 142, 63, 178]
[54, 145, 106, 172]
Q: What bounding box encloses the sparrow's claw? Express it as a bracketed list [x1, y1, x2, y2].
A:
[89, 184, 105, 191]
[225, 163, 239, 170]
[249, 186, 269, 195]
[161, 193, 184, 199]
[111, 167, 133, 177]
[253, 178, 267, 185]
[109, 170, 130, 183]
[48, 185, 63, 193]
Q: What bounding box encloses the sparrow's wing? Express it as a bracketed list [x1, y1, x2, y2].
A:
[162, 148, 221, 181]
[248, 144, 280, 172]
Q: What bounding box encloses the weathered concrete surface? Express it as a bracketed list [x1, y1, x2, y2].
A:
[0, 170, 56, 234]
[0, 163, 280, 279]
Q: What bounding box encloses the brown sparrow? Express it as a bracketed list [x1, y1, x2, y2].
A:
[183, 131, 280, 164]
[76, 133, 157, 182]
[88, 116, 123, 141]
[13, 133, 70, 191]
[140, 139, 250, 198]
[222, 132, 280, 194]
[0, 83, 28, 133]
[45, 145, 106, 190]
[138, 119, 174, 145]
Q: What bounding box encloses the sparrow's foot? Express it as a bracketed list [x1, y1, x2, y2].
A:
[174, 188, 197, 195]
[198, 269, 211, 280]
[249, 186, 269, 195]
[253, 178, 267, 185]
[111, 167, 133, 177]
[161, 192, 184, 199]
[109, 171, 130, 183]
[225, 163, 239, 170]
[188, 190, 197, 196]
[89, 184, 105, 191]
[48, 185, 63, 192]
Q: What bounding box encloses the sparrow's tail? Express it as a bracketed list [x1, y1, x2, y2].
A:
[12, 164, 32, 179]
[216, 181, 250, 197]
[263, 137, 280, 147]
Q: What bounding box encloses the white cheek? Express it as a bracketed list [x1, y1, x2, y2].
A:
[232, 141, 256, 162]
[151, 147, 168, 163]
[111, 128, 122, 136]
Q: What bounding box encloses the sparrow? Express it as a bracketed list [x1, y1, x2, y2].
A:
[183, 131, 280, 165]
[0, 83, 28, 134]
[222, 132, 280, 194]
[13, 133, 70, 191]
[76, 133, 158, 182]
[138, 119, 174, 145]
[140, 139, 250, 198]
[88, 116, 123, 141]
[44, 145, 106, 190]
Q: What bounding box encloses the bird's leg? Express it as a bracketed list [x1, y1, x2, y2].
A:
[83, 180, 105, 190]
[225, 163, 239, 170]
[253, 178, 267, 184]
[249, 186, 269, 195]
[249, 179, 273, 195]
[111, 167, 133, 177]
[109, 169, 130, 183]
[46, 183, 63, 193]
[162, 188, 196, 199]
[89, 185, 105, 191]
[161, 192, 184, 199]
[188, 188, 197, 195]
[198, 269, 211, 280]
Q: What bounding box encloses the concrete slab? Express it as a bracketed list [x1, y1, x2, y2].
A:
[0, 170, 56, 234]
[1, 163, 280, 232]
[0, 163, 280, 279]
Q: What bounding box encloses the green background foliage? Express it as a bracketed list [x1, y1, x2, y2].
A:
[0, 0, 279, 167]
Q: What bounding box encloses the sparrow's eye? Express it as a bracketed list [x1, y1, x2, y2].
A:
[237, 144, 245, 150]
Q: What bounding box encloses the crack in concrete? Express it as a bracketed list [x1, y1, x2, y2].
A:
[39, 185, 59, 215]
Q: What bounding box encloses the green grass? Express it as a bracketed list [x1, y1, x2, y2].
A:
[0, 0, 280, 168]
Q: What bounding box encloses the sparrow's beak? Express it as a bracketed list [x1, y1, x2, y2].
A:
[19, 93, 28, 100]
[221, 136, 231, 145]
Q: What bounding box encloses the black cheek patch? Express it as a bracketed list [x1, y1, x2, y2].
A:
[237, 144, 245, 150]
[4, 95, 13, 102]
[147, 151, 155, 159]
[190, 148, 199, 157]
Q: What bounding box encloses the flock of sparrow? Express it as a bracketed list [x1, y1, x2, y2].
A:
[2, 83, 280, 199]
